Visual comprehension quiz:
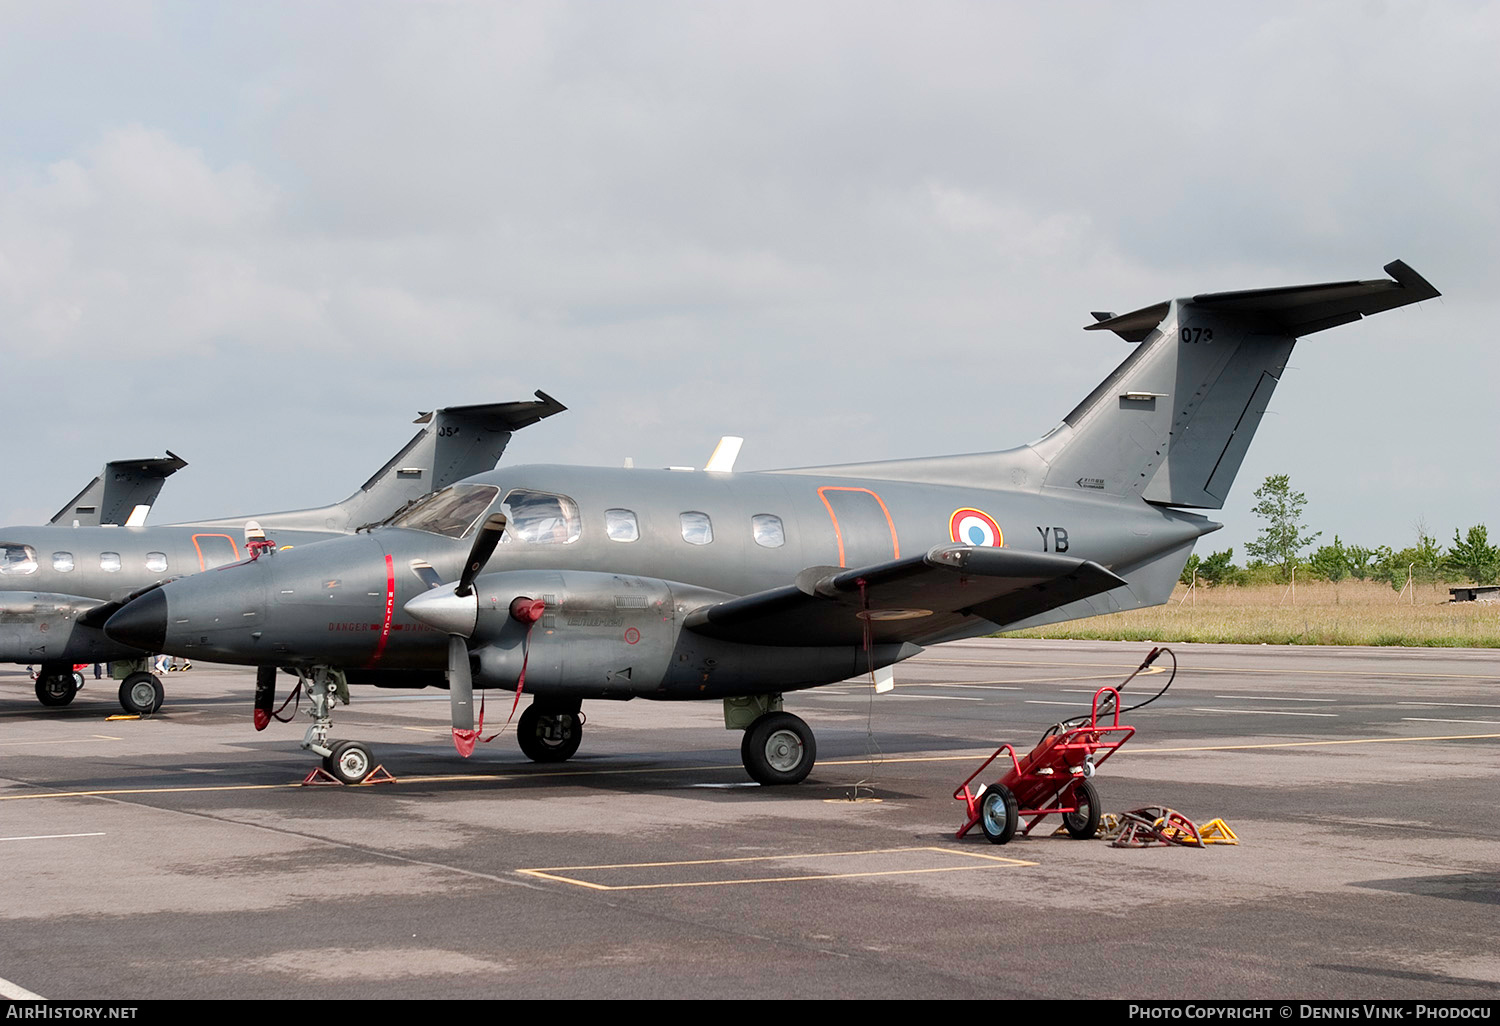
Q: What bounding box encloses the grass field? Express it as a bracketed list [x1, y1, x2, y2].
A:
[1000, 579, 1500, 647]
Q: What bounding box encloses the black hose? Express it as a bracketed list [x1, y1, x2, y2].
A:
[1041, 647, 1177, 743]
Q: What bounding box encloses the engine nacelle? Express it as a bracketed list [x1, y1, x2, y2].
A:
[470, 570, 691, 699]
[0, 592, 137, 663]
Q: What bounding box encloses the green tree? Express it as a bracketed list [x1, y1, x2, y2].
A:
[1179, 553, 1201, 586]
[1198, 548, 1245, 586]
[1307, 536, 1349, 584]
[1446, 525, 1500, 585]
[1244, 475, 1321, 583]
[1345, 544, 1375, 581]
[1376, 533, 1446, 591]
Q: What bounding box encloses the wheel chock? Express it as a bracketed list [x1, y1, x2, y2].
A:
[1199, 818, 1238, 845]
[1110, 814, 1166, 848]
[1108, 807, 1205, 848]
[363, 765, 397, 785]
[1153, 810, 1205, 848]
[105, 715, 141, 721]
[299, 765, 398, 786]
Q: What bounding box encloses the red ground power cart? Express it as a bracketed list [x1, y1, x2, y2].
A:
[954, 685, 1137, 844]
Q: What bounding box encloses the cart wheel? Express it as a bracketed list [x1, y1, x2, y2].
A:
[1062, 778, 1101, 839]
[979, 782, 1018, 845]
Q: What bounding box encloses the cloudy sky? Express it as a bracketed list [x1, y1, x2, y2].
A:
[1, 1, 1493, 556]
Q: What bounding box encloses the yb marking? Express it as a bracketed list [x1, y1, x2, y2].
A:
[1036, 526, 1069, 553]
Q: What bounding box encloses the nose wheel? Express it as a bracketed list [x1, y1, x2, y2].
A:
[322, 740, 375, 785]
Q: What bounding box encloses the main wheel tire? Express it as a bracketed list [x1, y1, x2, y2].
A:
[35, 673, 78, 707]
[517, 704, 583, 763]
[118, 672, 165, 715]
[72, 671, 86, 689]
[327, 740, 374, 784]
[741, 712, 817, 786]
[1062, 778, 1101, 839]
[979, 782, 1019, 845]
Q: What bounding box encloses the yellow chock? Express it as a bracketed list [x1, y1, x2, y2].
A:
[1199, 818, 1238, 845]
[105, 715, 141, 721]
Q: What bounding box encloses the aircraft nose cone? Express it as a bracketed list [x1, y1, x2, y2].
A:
[404, 588, 478, 637]
[105, 588, 169, 652]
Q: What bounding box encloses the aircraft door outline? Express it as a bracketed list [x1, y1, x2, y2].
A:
[191, 534, 241, 571]
[816, 486, 900, 568]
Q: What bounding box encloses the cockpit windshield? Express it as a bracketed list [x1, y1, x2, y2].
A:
[388, 484, 500, 539]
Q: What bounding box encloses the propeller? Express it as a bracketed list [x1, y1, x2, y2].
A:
[457, 513, 508, 597]
[403, 511, 546, 757]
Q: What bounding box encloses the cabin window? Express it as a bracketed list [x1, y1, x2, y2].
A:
[680, 511, 714, 546]
[504, 489, 581, 544]
[145, 552, 168, 573]
[52, 551, 74, 573]
[388, 483, 500, 539]
[605, 508, 639, 543]
[752, 514, 785, 548]
[100, 552, 121, 573]
[0, 544, 38, 576]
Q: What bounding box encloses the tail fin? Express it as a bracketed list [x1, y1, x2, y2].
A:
[221, 392, 566, 534]
[1031, 260, 1438, 508]
[50, 452, 188, 527]
[335, 392, 568, 530]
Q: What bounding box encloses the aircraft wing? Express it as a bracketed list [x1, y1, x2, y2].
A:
[682, 545, 1126, 648]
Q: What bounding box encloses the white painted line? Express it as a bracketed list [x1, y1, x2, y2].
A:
[1401, 717, 1500, 726]
[1, 832, 106, 842]
[1192, 707, 1338, 718]
[1025, 700, 1091, 707]
[0, 974, 44, 999]
[1212, 695, 1337, 703]
[1399, 702, 1500, 710]
[881, 694, 984, 702]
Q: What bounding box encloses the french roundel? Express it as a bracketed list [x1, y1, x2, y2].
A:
[949, 508, 1003, 547]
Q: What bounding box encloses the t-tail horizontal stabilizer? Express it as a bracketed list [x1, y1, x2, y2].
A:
[1033, 260, 1438, 510]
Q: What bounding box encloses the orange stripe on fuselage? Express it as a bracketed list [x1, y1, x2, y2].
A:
[816, 486, 900, 568]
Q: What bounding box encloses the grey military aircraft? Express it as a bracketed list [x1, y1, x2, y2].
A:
[51, 452, 189, 528]
[2, 394, 564, 714]
[105, 261, 1438, 791]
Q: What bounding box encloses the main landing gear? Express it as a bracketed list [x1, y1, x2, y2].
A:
[517, 700, 584, 763]
[33, 664, 84, 708]
[119, 671, 165, 715]
[726, 695, 818, 785]
[295, 667, 375, 784]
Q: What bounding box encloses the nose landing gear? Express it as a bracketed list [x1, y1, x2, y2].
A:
[294, 667, 377, 785]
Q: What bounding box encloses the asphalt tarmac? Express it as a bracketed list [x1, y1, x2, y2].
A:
[2, 639, 1498, 1001]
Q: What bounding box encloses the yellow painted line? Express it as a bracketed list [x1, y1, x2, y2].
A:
[0, 736, 123, 747]
[919, 656, 1500, 681]
[0, 783, 304, 801]
[6, 734, 1495, 802]
[516, 845, 1035, 891]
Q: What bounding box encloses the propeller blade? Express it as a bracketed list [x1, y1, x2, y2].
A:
[456, 513, 507, 598]
[449, 634, 478, 757]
